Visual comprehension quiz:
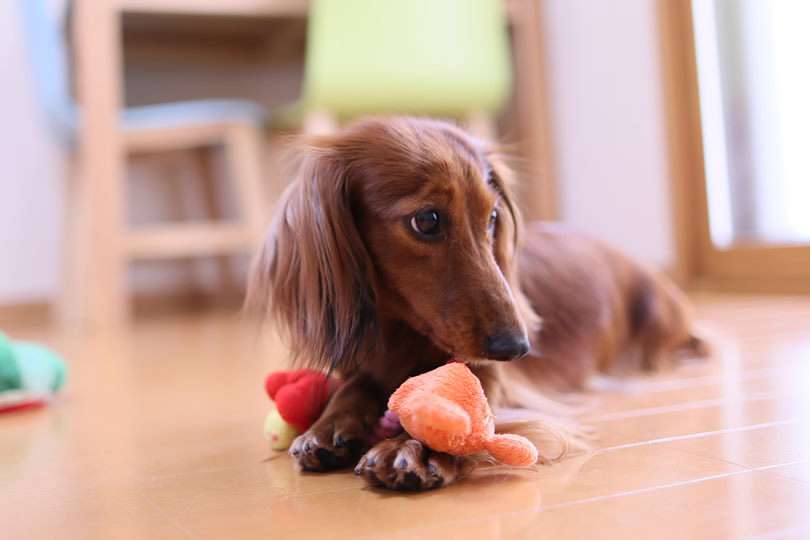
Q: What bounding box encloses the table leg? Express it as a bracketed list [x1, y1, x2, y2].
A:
[72, 0, 128, 329]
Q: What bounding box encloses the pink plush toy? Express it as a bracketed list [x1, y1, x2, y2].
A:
[388, 363, 538, 466]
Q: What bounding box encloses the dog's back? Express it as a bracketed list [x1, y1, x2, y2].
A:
[509, 221, 705, 391]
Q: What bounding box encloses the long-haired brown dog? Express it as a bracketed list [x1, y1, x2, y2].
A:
[247, 117, 705, 490]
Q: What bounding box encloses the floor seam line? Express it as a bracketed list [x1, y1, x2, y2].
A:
[136, 484, 200, 540]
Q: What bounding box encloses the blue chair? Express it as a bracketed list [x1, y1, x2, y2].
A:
[17, 0, 270, 322]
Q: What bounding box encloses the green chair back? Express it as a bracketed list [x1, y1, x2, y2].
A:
[303, 0, 512, 117]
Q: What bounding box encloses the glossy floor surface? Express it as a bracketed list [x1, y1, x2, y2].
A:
[2, 293, 810, 539]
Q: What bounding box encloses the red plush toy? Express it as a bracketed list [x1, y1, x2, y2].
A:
[263, 370, 340, 450]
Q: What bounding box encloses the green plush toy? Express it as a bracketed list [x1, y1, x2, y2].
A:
[0, 332, 67, 413]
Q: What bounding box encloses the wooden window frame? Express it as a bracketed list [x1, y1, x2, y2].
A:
[658, 0, 810, 294]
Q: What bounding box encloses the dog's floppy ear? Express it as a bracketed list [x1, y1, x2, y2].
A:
[246, 142, 377, 374]
[486, 150, 542, 335]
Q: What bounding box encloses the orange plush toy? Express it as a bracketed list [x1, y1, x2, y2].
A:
[388, 363, 538, 466]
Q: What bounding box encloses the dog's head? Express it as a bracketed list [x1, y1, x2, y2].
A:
[247, 117, 539, 373]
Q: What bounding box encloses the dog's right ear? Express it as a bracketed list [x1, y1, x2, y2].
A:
[245, 143, 377, 374]
[485, 149, 542, 337]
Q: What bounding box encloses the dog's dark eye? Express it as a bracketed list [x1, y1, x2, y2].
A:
[488, 209, 498, 232]
[410, 207, 441, 236]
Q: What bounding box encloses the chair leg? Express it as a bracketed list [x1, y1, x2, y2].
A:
[193, 147, 239, 301]
[73, 0, 129, 329]
[302, 109, 339, 135]
[55, 158, 88, 328]
[466, 110, 498, 142]
[224, 123, 268, 251]
[57, 155, 128, 329]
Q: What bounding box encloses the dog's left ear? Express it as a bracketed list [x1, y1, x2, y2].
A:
[486, 151, 542, 334]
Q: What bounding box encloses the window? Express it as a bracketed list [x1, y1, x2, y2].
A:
[660, 0, 810, 292]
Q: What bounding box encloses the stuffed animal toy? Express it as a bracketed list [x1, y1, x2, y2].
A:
[263, 370, 340, 450]
[388, 362, 538, 467]
[0, 332, 67, 414]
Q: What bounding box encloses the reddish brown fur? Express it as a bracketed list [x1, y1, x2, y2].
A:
[246, 117, 705, 490]
[506, 222, 704, 392]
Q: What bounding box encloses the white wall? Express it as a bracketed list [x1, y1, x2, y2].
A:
[0, 0, 65, 303]
[541, 0, 675, 268]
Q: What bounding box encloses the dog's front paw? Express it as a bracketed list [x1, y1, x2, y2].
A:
[290, 415, 367, 472]
[354, 435, 460, 491]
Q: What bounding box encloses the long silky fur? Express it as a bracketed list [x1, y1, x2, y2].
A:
[245, 142, 379, 374]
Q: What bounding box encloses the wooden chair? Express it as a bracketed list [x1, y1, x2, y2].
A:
[18, 0, 269, 325]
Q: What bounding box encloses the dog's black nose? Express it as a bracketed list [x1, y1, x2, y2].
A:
[484, 333, 530, 361]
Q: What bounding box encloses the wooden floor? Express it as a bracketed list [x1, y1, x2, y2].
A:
[2, 292, 810, 539]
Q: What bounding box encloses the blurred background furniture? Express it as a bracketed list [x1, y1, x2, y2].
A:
[281, 0, 512, 139]
[19, 0, 270, 327]
[60, 0, 551, 330]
